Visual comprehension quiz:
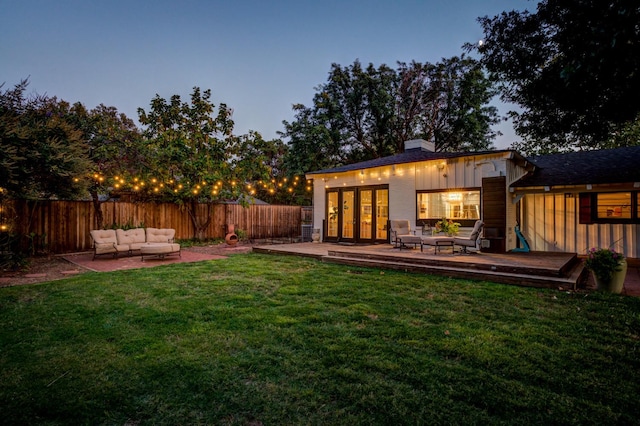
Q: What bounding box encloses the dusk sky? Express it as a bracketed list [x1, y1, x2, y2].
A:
[2, 0, 538, 149]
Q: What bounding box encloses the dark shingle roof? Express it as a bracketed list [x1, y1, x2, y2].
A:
[513, 146, 640, 187]
[306, 148, 512, 175]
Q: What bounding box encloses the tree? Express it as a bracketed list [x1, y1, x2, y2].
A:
[137, 87, 267, 239]
[0, 79, 91, 201]
[403, 57, 500, 152]
[281, 103, 348, 174]
[470, 0, 640, 154]
[69, 103, 143, 229]
[281, 57, 499, 173]
[0, 79, 93, 263]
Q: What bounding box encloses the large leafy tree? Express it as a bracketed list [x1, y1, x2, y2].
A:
[280, 103, 345, 175]
[137, 87, 270, 239]
[68, 103, 143, 229]
[0, 80, 91, 201]
[470, 0, 640, 154]
[282, 57, 499, 172]
[405, 57, 500, 153]
[0, 80, 93, 261]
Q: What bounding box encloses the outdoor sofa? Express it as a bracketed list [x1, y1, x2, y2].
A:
[89, 227, 181, 260]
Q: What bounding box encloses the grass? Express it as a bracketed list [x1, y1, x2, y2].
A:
[1, 253, 639, 425]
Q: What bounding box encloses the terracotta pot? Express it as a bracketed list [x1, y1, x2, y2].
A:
[593, 260, 627, 294]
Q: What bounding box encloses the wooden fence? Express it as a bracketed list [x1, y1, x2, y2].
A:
[3, 200, 312, 254]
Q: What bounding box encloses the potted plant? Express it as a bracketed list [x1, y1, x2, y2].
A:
[435, 218, 461, 236]
[584, 247, 627, 293]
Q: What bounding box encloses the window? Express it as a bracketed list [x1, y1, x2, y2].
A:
[417, 189, 480, 226]
[579, 191, 640, 224]
[596, 192, 631, 219]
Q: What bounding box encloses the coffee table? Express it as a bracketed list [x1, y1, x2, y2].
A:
[421, 236, 455, 255]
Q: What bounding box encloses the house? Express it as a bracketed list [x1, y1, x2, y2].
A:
[511, 146, 640, 259]
[306, 140, 640, 260]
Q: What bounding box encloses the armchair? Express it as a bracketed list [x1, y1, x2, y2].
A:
[389, 220, 417, 248]
[453, 220, 484, 254]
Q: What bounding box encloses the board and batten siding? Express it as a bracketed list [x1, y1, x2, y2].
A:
[520, 193, 640, 259]
[309, 151, 528, 241]
[505, 159, 534, 251]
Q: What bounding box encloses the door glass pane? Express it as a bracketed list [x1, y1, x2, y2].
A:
[359, 190, 372, 240]
[376, 189, 388, 240]
[327, 191, 338, 237]
[342, 191, 354, 238]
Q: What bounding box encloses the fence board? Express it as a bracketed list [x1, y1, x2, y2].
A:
[3, 200, 307, 254]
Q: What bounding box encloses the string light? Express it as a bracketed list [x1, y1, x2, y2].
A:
[73, 173, 313, 201]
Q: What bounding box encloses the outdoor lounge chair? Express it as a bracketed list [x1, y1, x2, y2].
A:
[89, 229, 127, 260]
[390, 219, 418, 248]
[453, 220, 484, 254]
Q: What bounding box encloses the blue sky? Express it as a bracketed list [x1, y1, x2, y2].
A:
[1, 0, 537, 149]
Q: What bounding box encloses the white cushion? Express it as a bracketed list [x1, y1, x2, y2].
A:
[90, 229, 117, 244]
[390, 220, 411, 236]
[116, 228, 146, 245]
[140, 243, 180, 255]
[145, 227, 176, 243]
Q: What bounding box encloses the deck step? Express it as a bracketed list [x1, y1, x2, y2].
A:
[322, 254, 584, 290]
[328, 249, 574, 278]
[253, 243, 585, 290]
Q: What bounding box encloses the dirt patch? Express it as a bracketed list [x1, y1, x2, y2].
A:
[0, 243, 253, 288]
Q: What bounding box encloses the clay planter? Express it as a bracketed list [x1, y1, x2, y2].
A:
[225, 224, 238, 246]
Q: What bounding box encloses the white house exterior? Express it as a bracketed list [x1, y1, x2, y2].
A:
[306, 140, 640, 260]
[510, 146, 640, 259]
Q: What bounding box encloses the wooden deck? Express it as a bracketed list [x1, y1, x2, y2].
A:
[252, 242, 588, 290]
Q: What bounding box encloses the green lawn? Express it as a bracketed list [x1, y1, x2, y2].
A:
[1, 253, 639, 425]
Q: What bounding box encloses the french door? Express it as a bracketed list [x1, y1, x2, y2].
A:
[325, 185, 388, 243]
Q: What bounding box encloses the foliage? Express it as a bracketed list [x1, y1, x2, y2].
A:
[0, 79, 92, 200]
[0, 231, 28, 270]
[175, 237, 224, 247]
[228, 131, 311, 205]
[281, 57, 500, 173]
[1, 254, 639, 424]
[136, 87, 273, 238]
[105, 220, 145, 231]
[469, 0, 640, 154]
[435, 218, 461, 235]
[584, 247, 625, 282]
[67, 102, 143, 229]
[137, 87, 238, 203]
[234, 228, 248, 241]
[70, 103, 143, 186]
[401, 57, 501, 153]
